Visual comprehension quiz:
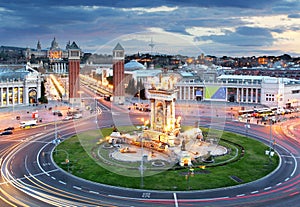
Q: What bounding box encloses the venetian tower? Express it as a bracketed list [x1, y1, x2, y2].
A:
[112, 43, 125, 104]
[68, 41, 81, 104]
[144, 70, 180, 147]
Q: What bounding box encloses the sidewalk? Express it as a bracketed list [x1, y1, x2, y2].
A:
[0, 101, 76, 130]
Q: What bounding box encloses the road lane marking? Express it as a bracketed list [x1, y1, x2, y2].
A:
[264, 187, 272, 190]
[173, 193, 178, 207]
[142, 193, 151, 198]
[58, 180, 66, 185]
[251, 190, 259, 194]
[276, 182, 282, 186]
[237, 194, 245, 197]
[285, 178, 290, 181]
[89, 190, 99, 195]
[73, 186, 82, 190]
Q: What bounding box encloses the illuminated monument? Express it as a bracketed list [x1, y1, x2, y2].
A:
[144, 70, 181, 147]
[106, 70, 226, 167]
[68, 41, 81, 104]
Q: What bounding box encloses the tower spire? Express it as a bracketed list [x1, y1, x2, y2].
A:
[149, 38, 155, 55]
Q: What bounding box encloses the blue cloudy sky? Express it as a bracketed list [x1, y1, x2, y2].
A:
[0, 0, 300, 57]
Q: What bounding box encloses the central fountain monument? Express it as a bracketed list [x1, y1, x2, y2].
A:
[107, 70, 226, 167]
[143, 72, 180, 147]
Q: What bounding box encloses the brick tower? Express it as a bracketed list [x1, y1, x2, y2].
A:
[68, 41, 81, 105]
[112, 43, 125, 104]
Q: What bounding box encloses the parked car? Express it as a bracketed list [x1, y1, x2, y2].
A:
[4, 127, 14, 131]
[1, 130, 13, 135]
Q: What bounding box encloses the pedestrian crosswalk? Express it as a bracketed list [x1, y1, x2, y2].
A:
[96, 106, 103, 114]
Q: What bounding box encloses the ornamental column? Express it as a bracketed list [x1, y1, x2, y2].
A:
[150, 99, 155, 130]
[6, 87, 9, 105]
[18, 87, 21, 104]
[24, 82, 29, 105]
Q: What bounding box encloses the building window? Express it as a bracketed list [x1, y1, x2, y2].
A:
[71, 51, 79, 57]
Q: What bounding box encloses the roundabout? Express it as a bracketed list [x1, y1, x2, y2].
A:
[0, 108, 298, 207]
[53, 126, 279, 191]
[0, 74, 298, 206]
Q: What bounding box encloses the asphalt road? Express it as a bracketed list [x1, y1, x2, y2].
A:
[0, 96, 300, 206]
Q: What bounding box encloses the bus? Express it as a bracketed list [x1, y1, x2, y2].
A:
[238, 109, 254, 118]
[270, 106, 285, 115]
[255, 108, 275, 118]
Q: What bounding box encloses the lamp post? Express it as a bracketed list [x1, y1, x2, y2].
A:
[94, 97, 98, 127]
[244, 123, 250, 138]
[78, 90, 84, 108]
[54, 104, 58, 154]
[140, 137, 144, 188]
[186, 167, 194, 190]
[265, 119, 275, 163]
[276, 93, 282, 121]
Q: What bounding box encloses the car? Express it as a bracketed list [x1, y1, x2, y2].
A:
[4, 127, 14, 131]
[1, 130, 13, 135]
[73, 114, 82, 119]
[52, 110, 61, 115]
[57, 112, 63, 116]
[63, 116, 73, 121]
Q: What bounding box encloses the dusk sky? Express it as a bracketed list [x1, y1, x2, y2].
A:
[1, 1, 300, 57]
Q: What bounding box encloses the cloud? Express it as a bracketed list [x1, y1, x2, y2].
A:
[288, 13, 300, 18]
[0, 0, 299, 56]
[0, 0, 286, 11]
[198, 26, 274, 47]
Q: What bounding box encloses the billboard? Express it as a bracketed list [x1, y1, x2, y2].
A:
[205, 86, 226, 100]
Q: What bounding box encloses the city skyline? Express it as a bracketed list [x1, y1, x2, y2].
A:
[0, 1, 300, 57]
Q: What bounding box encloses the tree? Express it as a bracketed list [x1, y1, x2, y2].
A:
[125, 78, 136, 95]
[106, 76, 113, 85]
[135, 79, 146, 100]
[38, 81, 48, 103]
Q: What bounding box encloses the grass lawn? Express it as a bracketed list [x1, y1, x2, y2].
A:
[53, 127, 279, 191]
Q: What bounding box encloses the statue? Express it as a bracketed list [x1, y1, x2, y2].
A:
[181, 138, 186, 151]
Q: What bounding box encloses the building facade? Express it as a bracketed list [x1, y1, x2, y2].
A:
[175, 74, 300, 108]
[0, 64, 42, 107]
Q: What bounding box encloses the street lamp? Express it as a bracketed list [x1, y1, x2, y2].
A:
[186, 167, 194, 190]
[265, 119, 275, 162]
[78, 90, 84, 107]
[140, 137, 144, 188]
[244, 123, 250, 138]
[94, 97, 99, 127]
